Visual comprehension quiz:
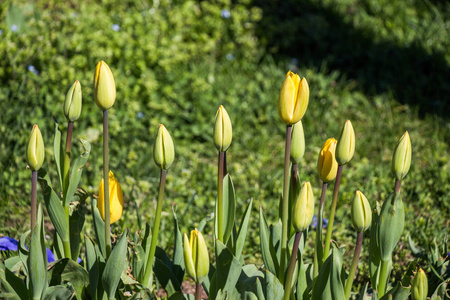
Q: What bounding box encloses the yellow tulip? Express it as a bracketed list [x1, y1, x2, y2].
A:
[26, 124, 45, 171]
[94, 61, 116, 111]
[278, 71, 309, 125]
[97, 171, 123, 224]
[317, 138, 338, 182]
[183, 229, 209, 283]
[336, 120, 355, 165]
[153, 124, 175, 170]
[411, 268, 428, 300]
[213, 105, 232, 152]
[292, 182, 315, 232]
[351, 190, 372, 232]
[64, 80, 82, 122]
[392, 131, 412, 180]
[290, 120, 305, 164]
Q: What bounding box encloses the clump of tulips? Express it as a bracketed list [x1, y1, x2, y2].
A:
[1, 62, 449, 300]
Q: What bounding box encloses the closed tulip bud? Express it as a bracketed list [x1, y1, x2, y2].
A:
[183, 229, 209, 283]
[392, 131, 412, 180]
[317, 138, 338, 182]
[278, 71, 309, 125]
[336, 120, 355, 165]
[94, 61, 116, 111]
[213, 105, 232, 152]
[26, 125, 45, 171]
[64, 80, 82, 122]
[351, 190, 372, 232]
[97, 171, 123, 224]
[153, 124, 175, 170]
[290, 121, 305, 164]
[411, 268, 428, 300]
[292, 182, 315, 232]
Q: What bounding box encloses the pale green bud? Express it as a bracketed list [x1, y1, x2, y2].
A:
[213, 105, 232, 152]
[153, 124, 175, 170]
[94, 61, 116, 111]
[290, 121, 305, 164]
[411, 268, 428, 300]
[351, 190, 372, 232]
[64, 80, 82, 122]
[336, 120, 355, 165]
[183, 229, 209, 283]
[292, 182, 315, 232]
[26, 125, 45, 171]
[392, 131, 411, 180]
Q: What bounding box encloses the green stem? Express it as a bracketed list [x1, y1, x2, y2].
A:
[314, 182, 328, 277]
[323, 164, 344, 260]
[280, 125, 293, 282]
[142, 169, 167, 290]
[217, 151, 225, 242]
[378, 259, 390, 297]
[31, 171, 37, 234]
[344, 231, 363, 299]
[103, 110, 111, 258]
[283, 231, 303, 300]
[63, 121, 74, 259]
[195, 282, 202, 300]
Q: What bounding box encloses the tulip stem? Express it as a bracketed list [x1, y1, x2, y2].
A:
[323, 165, 343, 261]
[63, 121, 74, 259]
[143, 169, 167, 290]
[394, 179, 401, 194]
[378, 259, 390, 297]
[195, 282, 202, 300]
[103, 110, 111, 259]
[344, 231, 363, 299]
[31, 170, 37, 234]
[283, 231, 303, 300]
[314, 182, 328, 277]
[280, 125, 292, 282]
[217, 151, 225, 242]
[289, 163, 299, 236]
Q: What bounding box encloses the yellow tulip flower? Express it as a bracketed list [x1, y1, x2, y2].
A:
[213, 105, 232, 152]
[97, 171, 123, 224]
[26, 124, 45, 171]
[183, 229, 209, 283]
[94, 61, 116, 111]
[278, 71, 309, 125]
[317, 138, 338, 182]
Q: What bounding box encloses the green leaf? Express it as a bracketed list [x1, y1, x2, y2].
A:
[263, 270, 284, 300]
[4, 256, 22, 274]
[222, 174, 236, 244]
[64, 139, 91, 207]
[18, 231, 30, 276]
[259, 206, 278, 275]
[28, 204, 47, 300]
[369, 202, 382, 289]
[0, 261, 28, 300]
[85, 237, 99, 300]
[102, 231, 128, 299]
[378, 193, 405, 261]
[172, 209, 185, 284]
[91, 198, 106, 258]
[235, 198, 253, 260]
[69, 202, 86, 259]
[153, 256, 181, 296]
[311, 246, 345, 300]
[47, 258, 89, 298]
[210, 241, 242, 299]
[42, 285, 75, 300]
[53, 121, 64, 191]
[167, 292, 186, 300]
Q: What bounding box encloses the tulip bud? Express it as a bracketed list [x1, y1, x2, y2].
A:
[278, 71, 309, 125]
[94, 61, 116, 111]
[183, 229, 209, 283]
[292, 182, 315, 232]
[64, 80, 82, 122]
[290, 121, 305, 164]
[97, 171, 123, 224]
[213, 105, 232, 152]
[351, 190, 372, 232]
[317, 138, 338, 182]
[26, 125, 45, 171]
[153, 124, 175, 170]
[336, 120, 355, 165]
[411, 268, 428, 300]
[392, 131, 412, 180]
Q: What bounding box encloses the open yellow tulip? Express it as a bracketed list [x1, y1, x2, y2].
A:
[97, 171, 123, 224]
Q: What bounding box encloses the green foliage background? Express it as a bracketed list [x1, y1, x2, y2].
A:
[0, 0, 449, 277]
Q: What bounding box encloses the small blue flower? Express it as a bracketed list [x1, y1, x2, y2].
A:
[221, 9, 231, 19]
[226, 53, 235, 61]
[137, 112, 144, 119]
[28, 65, 40, 75]
[310, 215, 328, 230]
[11, 24, 18, 32]
[0, 236, 19, 251]
[112, 24, 120, 32]
[47, 248, 55, 263]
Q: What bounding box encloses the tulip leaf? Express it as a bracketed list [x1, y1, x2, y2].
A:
[235, 198, 253, 260]
[172, 209, 185, 284]
[39, 169, 69, 243]
[102, 231, 128, 300]
[378, 193, 405, 261]
[47, 258, 89, 298]
[0, 261, 28, 300]
[91, 198, 106, 258]
[167, 292, 187, 300]
[369, 202, 382, 289]
[42, 285, 75, 300]
[210, 241, 242, 299]
[53, 121, 64, 192]
[85, 237, 99, 299]
[153, 256, 181, 296]
[222, 174, 236, 245]
[18, 230, 30, 276]
[263, 269, 284, 300]
[4, 256, 22, 273]
[235, 264, 264, 296]
[69, 202, 86, 260]
[64, 138, 91, 207]
[259, 206, 278, 275]
[28, 204, 47, 300]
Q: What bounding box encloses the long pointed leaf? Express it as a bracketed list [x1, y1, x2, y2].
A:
[64, 139, 90, 207]
[53, 121, 64, 191]
[235, 199, 253, 260]
[28, 204, 47, 300]
[259, 207, 277, 275]
[102, 232, 128, 299]
[222, 174, 236, 244]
